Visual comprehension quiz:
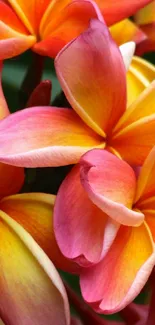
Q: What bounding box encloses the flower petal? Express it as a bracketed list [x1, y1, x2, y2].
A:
[80, 149, 144, 226]
[80, 222, 155, 314]
[111, 82, 155, 166]
[0, 163, 24, 199]
[0, 106, 102, 167]
[134, 2, 155, 25]
[134, 146, 155, 203]
[0, 193, 79, 273]
[0, 62, 9, 119]
[54, 164, 119, 267]
[94, 0, 152, 26]
[35, 0, 103, 58]
[55, 18, 126, 137]
[0, 20, 35, 59]
[110, 19, 146, 46]
[127, 56, 155, 106]
[119, 41, 135, 72]
[7, 0, 51, 34]
[0, 209, 70, 325]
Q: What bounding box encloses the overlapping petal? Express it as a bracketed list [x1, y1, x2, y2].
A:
[0, 106, 103, 167]
[80, 149, 144, 226]
[80, 223, 155, 314]
[110, 82, 155, 166]
[0, 193, 79, 273]
[55, 19, 127, 137]
[110, 19, 147, 46]
[127, 56, 155, 106]
[94, 0, 152, 26]
[54, 164, 118, 267]
[34, 0, 103, 58]
[0, 209, 70, 325]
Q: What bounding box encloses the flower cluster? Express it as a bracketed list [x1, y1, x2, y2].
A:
[0, 0, 154, 324]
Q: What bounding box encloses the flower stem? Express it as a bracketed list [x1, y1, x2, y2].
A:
[19, 52, 44, 108]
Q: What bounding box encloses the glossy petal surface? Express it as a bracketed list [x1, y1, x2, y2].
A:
[0, 107, 102, 167]
[54, 164, 118, 266]
[80, 149, 144, 226]
[55, 19, 126, 137]
[80, 223, 155, 314]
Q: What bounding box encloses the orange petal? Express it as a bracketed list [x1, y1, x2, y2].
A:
[80, 149, 144, 226]
[7, 0, 52, 34]
[55, 19, 126, 137]
[54, 164, 119, 267]
[34, 0, 103, 58]
[110, 19, 147, 46]
[0, 209, 70, 325]
[0, 62, 9, 119]
[80, 222, 155, 314]
[0, 21, 35, 59]
[134, 2, 155, 25]
[0, 193, 80, 273]
[95, 0, 153, 26]
[144, 212, 155, 242]
[134, 146, 155, 204]
[127, 56, 155, 106]
[0, 106, 103, 167]
[0, 0, 28, 34]
[110, 82, 155, 166]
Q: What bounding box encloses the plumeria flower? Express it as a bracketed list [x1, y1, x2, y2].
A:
[54, 147, 155, 314]
[134, 0, 155, 54]
[0, 20, 154, 169]
[0, 0, 152, 60]
[0, 62, 77, 325]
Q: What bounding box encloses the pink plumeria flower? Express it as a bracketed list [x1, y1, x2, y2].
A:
[54, 147, 155, 314]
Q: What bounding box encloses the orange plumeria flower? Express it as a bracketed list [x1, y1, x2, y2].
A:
[0, 20, 154, 169]
[54, 147, 155, 313]
[0, 0, 152, 59]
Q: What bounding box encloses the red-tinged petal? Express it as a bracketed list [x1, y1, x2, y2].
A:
[134, 2, 155, 25]
[26, 80, 52, 107]
[55, 19, 126, 137]
[0, 193, 79, 273]
[54, 164, 119, 267]
[0, 62, 9, 119]
[110, 19, 147, 46]
[0, 210, 70, 325]
[0, 0, 28, 34]
[0, 106, 103, 167]
[36, 0, 103, 58]
[80, 222, 155, 314]
[7, 0, 52, 34]
[136, 22, 155, 55]
[80, 149, 144, 226]
[95, 0, 152, 26]
[0, 21, 35, 59]
[127, 56, 155, 106]
[0, 163, 24, 199]
[134, 147, 155, 203]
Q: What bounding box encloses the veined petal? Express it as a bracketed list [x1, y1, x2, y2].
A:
[54, 164, 119, 267]
[7, 0, 51, 34]
[80, 149, 144, 226]
[127, 56, 155, 106]
[80, 222, 155, 314]
[0, 106, 102, 167]
[55, 19, 126, 137]
[35, 0, 103, 57]
[0, 209, 70, 325]
[0, 62, 9, 119]
[0, 21, 35, 59]
[94, 0, 152, 26]
[110, 19, 147, 46]
[134, 146, 155, 203]
[0, 193, 79, 273]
